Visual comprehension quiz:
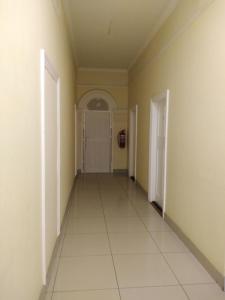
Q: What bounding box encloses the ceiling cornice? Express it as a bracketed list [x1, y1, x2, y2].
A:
[128, 0, 179, 70]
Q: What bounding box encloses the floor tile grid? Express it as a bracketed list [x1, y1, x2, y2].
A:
[99, 176, 181, 292]
[117, 183, 215, 297]
[118, 178, 218, 298]
[115, 176, 192, 300]
[97, 175, 123, 300]
[45, 188, 77, 299]
[49, 190, 81, 300]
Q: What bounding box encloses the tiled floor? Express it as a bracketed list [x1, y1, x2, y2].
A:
[43, 174, 225, 300]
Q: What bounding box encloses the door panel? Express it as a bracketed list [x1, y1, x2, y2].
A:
[85, 111, 111, 173]
[155, 100, 166, 208]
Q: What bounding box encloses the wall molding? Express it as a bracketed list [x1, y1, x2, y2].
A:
[78, 67, 128, 73]
[128, 0, 179, 70]
[165, 214, 225, 291]
[77, 83, 128, 88]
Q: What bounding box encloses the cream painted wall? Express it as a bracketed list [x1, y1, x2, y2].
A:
[76, 69, 128, 170]
[129, 0, 225, 278]
[0, 1, 76, 299]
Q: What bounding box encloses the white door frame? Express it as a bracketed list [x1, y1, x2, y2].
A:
[74, 104, 77, 176]
[40, 49, 61, 284]
[129, 105, 138, 180]
[148, 90, 169, 217]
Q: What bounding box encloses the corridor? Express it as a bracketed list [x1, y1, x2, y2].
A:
[44, 175, 223, 300]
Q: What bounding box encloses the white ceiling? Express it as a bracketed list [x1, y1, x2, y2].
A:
[63, 0, 179, 69]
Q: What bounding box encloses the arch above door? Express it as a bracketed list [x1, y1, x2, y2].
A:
[78, 90, 117, 111]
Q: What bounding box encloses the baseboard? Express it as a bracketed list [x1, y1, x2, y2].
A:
[39, 176, 77, 300]
[165, 214, 225, 290]
[113, 169, 128, 175]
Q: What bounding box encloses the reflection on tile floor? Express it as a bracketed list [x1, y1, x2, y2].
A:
[43, 174, 225, 300]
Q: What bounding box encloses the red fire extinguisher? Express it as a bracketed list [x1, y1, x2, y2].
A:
[117, 129, 126, 148]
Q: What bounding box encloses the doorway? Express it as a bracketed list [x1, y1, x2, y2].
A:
[129, 105, 138, 180]
[148, 90, 169, 216]
[40, 50, 60, 284]
[84, 111, 112, 173]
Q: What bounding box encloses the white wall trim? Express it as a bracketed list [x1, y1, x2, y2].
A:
[148, 90, 170, 217]
[74, 104, 77, 176]
[40, 49, 61, 285]
[76, 83, 128, 88]
[78, 67, 128, 73]
[128, 105, 138, 180]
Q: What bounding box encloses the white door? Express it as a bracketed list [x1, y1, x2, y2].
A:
[155, 100, 166, 208]
[84, 111, 111, 173]
[40, 50, 60, 284]
[149, 90, 169, 214]
[44, 69, 58, 273]
[129, 105, 138, 179]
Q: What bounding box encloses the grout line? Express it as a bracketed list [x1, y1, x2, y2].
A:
[97, 174, 122, 300]
[49, 175, 211, 299]
[50, 190, 77, 299]
[116, 176, 191, 300]
[53, 284, 181, 293]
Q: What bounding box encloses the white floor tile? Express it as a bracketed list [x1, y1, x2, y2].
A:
[52, 289, 120, 300]
[106, 217, 147, 233]
[151, 231, 189, 253]
[104, 204, 137, 217]
[135, 204, 159, 217]
[113, 254, 177, 288]
[120, 286, 188, 300]
[183, 283, 225, 300]
[69, 205, 104, 217]
[54, 256, 117, 291]
[141, 216, 172, 231]
[66, 217, 106, 234]
[109, 232, 159, 254]
[61, 234, 110, 256]
[164, 253, 215, 284]
[44, 175, 221, 299]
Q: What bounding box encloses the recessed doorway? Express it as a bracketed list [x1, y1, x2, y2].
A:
[148, 90, 169, 216]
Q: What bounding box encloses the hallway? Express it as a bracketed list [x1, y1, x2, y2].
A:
[44, 175, 223, 300]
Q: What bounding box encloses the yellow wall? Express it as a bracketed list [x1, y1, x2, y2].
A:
[0, 1, 76, 299]
[129, 0, 225, 277]
[77, 69, 128, 170]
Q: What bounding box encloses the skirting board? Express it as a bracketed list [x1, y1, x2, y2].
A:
[39, 176, 77, 300]
[113, 169, 128, 175]
[165, 214, 225, 291]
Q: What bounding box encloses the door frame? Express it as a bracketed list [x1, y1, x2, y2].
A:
[129, 105, 138, 180]
[40, 49, 61, 284]
[82, 110, 113, 173]
[148, 90, 169, 217]
[74, 104, 77, 176]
